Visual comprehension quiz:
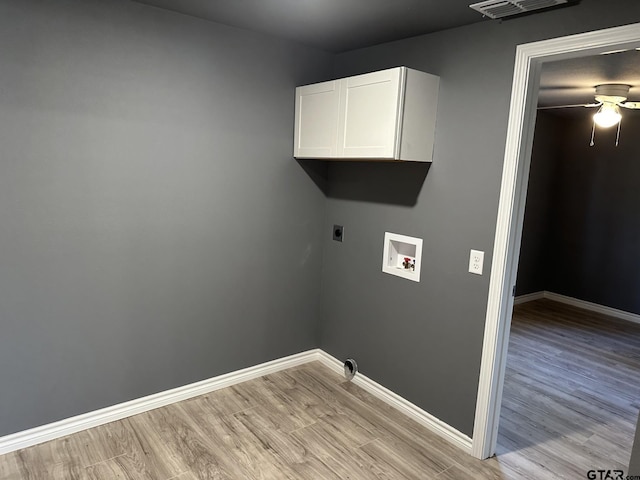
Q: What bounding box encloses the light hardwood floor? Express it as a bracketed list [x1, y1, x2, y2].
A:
[0, 363, 511, 479]
[1, 298, 639, 479]
[497, 299, 640, 479]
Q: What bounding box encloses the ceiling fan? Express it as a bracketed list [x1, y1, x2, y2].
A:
[539, 84, 640, 146]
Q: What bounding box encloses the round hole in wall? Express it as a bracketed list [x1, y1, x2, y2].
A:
[344, 358, 358, 381]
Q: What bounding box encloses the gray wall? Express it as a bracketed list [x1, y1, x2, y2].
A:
[0, 0, 332, 436]
[514, 112, 565, 296]
[3, 0, 640, 444]
[517, 113, 640, 314]
[319, 0, 640, 437]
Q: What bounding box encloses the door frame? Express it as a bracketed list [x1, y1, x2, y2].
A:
[471, 22, 640, 460]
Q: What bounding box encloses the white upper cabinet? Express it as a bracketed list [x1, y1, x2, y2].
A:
[294, 67, 440, 162]
[338, 68, 402, 159]
[294, 80, 340, 158]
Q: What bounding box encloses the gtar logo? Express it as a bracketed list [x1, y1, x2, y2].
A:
[587, 470, 624, 480]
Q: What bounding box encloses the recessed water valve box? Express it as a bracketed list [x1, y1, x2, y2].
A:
[382, 232, 423, 282]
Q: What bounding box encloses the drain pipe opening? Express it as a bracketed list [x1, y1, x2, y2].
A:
[343, 358, 358, 381]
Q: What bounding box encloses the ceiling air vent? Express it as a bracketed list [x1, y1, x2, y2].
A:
[469, 0, 568, 19]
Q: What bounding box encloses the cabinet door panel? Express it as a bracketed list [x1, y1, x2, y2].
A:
[294, 80, 340, 158]
[338, 68, 402, 159]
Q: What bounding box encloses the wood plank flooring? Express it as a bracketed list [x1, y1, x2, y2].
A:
[497, 299, 640, 479]
[0, 363, 513, 479]
[1, 298, 639, 479]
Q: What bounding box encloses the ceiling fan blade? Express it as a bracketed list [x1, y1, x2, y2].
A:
[620, 102, 640, 109]
[537, 103, 600, 110]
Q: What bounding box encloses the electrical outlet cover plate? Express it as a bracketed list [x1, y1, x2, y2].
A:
[469, 249, 484, 275]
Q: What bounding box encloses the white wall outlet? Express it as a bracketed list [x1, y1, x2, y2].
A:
[469, 249, 484, 275]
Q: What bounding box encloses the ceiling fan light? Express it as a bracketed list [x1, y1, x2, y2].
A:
[593, 103, 621, 128]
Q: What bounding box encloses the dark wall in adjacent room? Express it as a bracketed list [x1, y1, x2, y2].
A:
[517, 112, 640, 315]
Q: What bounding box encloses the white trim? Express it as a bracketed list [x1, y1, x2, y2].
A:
[316, 351, 473, 454]
[514, 290, 640, 322]
[0, 350, 320, 455]
[472, 22, 640, 460]
[0, 348, 471, 457]
[513, 291, 544, 305]
[544, 291, 640, 325]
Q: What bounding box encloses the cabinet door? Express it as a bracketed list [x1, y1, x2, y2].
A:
[337, 68, 403, 159]
[294, 80, 340, 158]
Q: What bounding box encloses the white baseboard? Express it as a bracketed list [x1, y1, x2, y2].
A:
[513, 291, 544, 305]
[316, 351, 473, 454]
[0, 348, 471, 457]
[514, 291, 640, 325]
[544, 291, 640, 325]
[0, 349, 320, 455]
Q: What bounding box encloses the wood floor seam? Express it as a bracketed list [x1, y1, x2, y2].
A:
[354, 437, 379, 449]
[83, 452, 127, 469]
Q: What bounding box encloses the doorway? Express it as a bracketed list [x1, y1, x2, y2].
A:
[498, 91, 640, 474]
[471, 22, 640, 460]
